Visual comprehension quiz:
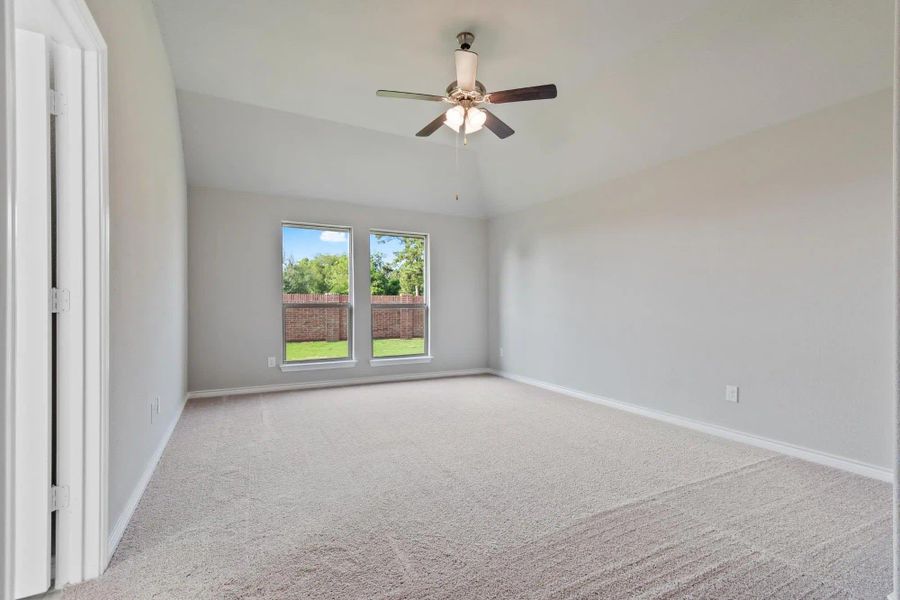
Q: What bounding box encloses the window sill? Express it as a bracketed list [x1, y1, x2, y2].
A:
[280, 359, 357, 372]
[369, 355, 433, 367]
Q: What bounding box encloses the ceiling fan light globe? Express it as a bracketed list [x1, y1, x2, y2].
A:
[444, 105, 465, 132]
[466, 107, 487, 131]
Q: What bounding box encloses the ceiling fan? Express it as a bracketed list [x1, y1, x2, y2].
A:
[376, 32, 557, 141]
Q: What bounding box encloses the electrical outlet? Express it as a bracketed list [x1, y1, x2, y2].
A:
[267, 356, 277, 368]
[725, 385, 739, 403]
[150, 396, 160, 423]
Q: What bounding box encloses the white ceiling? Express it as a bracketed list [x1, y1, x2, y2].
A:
[154, 0, 894, 217]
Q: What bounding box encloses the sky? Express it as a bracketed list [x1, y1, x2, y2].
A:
[369, 234, 404, 263]
[282, 226, 404, 263]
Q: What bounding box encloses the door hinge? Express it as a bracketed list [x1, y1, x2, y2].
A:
[50, 485, 69, 512]
[50, 287, 70, 313]
[49, 89, 65, 116]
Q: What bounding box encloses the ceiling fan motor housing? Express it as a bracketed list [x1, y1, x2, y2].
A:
[446, 80, 486, 102]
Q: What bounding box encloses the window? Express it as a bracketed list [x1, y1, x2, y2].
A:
[369, 231, 429, 360]
[282, 223, 353, 365]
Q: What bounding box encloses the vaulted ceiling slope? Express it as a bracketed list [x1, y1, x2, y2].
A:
[155, 0, 894, 217]
[177, 91, 484, 217]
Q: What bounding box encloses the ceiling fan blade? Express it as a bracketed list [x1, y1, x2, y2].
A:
[487, 84, 557, 104]
[454, 50, 478, 92]
[416, 112, 447, 137]
[482, 109, 515, 139]
[376, 90, 446, 102]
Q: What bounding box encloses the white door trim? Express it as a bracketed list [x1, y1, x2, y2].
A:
[52, 37, 85, 588]
[9, 0, 108, 592]
[13, 27, 52, 599]
[1, 1, 13, 597]
[48, 0, 109, 586]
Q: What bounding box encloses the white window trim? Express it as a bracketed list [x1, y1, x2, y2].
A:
[368, 229, 431, 361]
[369, 355, 433, 367]
[280, 359, 357, 372]
[281, 221, 355, 366]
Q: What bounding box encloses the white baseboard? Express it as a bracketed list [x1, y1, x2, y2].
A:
[109, 367, 890, 567]
[186, 368, 491, 400]
[106, 394, 188, 564]
[491, 370, 893, 483]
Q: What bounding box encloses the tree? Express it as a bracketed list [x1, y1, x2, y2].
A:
[370, 235, 425, 297]
[322, 254, 349, 294]
[370, 252, 400, 295]
[282, 253, 349, 294]
[394, 237, 425, 296]
[283, 256, 312, 293]
[283, 237, 424, 297]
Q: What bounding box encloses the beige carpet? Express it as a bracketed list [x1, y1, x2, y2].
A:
[65, 375, 891, 599]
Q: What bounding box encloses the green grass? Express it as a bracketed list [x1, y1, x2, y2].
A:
[284, 337, 425, 362]
[373, 337, 425, 357]
[285, 340, 348, 361]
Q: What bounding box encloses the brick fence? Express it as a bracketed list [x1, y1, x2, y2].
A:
[283, 294, 424, 342]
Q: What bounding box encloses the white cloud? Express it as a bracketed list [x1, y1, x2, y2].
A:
[320, 230, 347, 243]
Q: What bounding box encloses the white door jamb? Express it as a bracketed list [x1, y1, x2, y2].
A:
[9, 0, 108, 593]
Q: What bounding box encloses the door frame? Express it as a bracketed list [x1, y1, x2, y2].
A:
[5, 0, 108, 594]
[51, 0, 109, 585]
[2, 1, 15, 598]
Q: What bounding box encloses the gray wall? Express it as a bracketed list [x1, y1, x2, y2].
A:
[84, 0, 188, 532]
[489, 90, 894, 469]
[1, 0, 12, 596]
[893, 0, 899, 592]
[187, 186, 488, 392]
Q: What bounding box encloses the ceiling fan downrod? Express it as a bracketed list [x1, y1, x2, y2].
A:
[457, 31, 475, 50]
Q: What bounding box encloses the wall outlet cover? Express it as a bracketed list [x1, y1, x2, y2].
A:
[267, 356, 277, 368]
[725, 385, 739, 403]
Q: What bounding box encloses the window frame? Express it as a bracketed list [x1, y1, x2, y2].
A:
[280, 221, 355, 369]
[368, 229, 431, 365]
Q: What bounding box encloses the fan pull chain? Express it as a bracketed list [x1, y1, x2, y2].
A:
[462, 107, 469, 146]
[454, 126, 460, 201]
